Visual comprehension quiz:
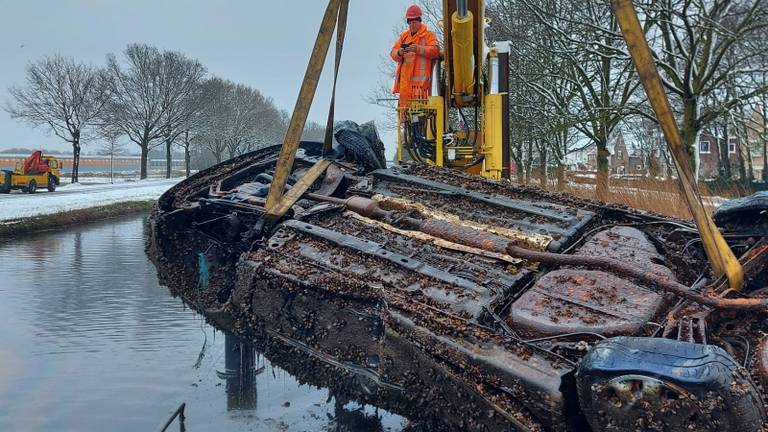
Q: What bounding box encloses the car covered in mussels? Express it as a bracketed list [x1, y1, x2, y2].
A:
[147, 123, 768, 431]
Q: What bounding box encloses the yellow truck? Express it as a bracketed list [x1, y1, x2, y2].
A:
[1, 151, 63, 194]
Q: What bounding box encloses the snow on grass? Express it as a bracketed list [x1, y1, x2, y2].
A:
[0, 179, 179, 222]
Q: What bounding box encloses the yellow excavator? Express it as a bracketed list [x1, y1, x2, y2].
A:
[396, 0, 510, 181]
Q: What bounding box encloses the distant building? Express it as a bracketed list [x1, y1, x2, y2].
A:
[697, 132, 743, 179]
[609, 135, 646, 175]
[0, 153, 183, 175]
[582, 134, 647, 175]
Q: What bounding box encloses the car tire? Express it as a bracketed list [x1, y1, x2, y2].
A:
[47, 176, 56, 192]
[28, 180, 37, 194]
[577, 337, 766, 431]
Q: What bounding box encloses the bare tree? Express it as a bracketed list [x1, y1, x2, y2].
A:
[97, 128, 127, 184]
[518, 0, 651, 199]
[159, 51, 206, 178]
[5, 55, 109, 183]
[642, 0, 768, 177]
[101, 44, 205, 179]
[195, 77, 288, 164]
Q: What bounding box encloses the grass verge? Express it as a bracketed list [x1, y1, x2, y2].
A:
[533, 175, 740, 219]
[0, 200, 156, 238]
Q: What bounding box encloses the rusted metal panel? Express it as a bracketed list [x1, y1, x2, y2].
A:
[575, 226, 677, 281]
[510, 269, 662, 336]
[375, 194, 553, 251]
[510, 227, 673, 337]
[279, 219, 496, 319]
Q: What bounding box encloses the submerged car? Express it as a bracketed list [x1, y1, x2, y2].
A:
[147, 124, 768, 431]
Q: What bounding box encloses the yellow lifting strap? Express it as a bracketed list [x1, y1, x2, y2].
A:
[265, 0, 348, 222]
[264, 159, 332, 221]
[612, 0, 744, 291]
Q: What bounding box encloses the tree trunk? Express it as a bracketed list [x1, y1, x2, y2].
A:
[524, 140, 533, 185]
[596, 143, 610, 201]
[214, 139, 224, 164]
[681, 97, 699, 177]
[165, 138, 172, 179]
[537, 144, 548, 188]
[763, 100, 767, 183]
[556, 163, 565, 191]
[140, 144, 149, 180]
[70, 130, 81, 183]
[184, 131, 191, 178]
[516, 165, 525, 183]
[718, 122, 731, 180]
[736, 145, 748, 189]
[184, 146, 190, 178]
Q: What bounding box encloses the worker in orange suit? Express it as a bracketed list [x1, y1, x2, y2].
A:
[390, 5, 440, 107]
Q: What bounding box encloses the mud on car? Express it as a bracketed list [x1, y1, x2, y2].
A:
[147, 123, 768, 431]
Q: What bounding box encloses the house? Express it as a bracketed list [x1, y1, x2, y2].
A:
[610, 135, 646, 175]
[584, 147, 597, 171]
[697, 132, 742, 179]
[581, 135, 647, 175]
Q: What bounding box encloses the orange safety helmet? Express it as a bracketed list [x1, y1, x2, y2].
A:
[405, 4, 422, 20]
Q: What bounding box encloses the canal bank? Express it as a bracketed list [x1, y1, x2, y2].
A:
[0, 214, 409, 431]
[0, 178, 178, 238]
[0, 200, 155, 238]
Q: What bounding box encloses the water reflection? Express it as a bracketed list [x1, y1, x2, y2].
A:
[220, 334, 260, 412]
[0, 215, 408, 431]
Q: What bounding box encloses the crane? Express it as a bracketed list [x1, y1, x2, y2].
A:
[396, 0, 511, 181]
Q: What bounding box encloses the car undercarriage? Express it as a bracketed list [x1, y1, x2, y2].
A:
[147, 134, 768, 431]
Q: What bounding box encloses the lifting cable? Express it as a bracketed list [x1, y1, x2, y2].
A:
[265, 0, 349, 222]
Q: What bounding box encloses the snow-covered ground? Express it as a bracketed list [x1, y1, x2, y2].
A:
[0, 178, 179, 222]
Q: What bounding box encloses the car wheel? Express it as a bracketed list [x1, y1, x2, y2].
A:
[47, 176, 56, 192]
[28, 180, 37, 194]
[577, 337, 765, 431]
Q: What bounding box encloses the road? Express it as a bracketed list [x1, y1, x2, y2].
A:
[0, 179, 179, 201]
[0, 178, 180, 221]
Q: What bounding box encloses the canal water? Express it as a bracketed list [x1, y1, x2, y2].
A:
[0, 214, 408, 432]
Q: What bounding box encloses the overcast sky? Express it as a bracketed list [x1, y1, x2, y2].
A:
[0, 0, 413, 155]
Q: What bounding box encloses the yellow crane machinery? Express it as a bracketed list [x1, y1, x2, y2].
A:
[397, 0, 511, 181]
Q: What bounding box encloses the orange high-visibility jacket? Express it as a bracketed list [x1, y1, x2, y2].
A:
[390, 23, 440, 106]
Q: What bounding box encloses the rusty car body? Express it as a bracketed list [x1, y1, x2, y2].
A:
[147, 137, 768, 431]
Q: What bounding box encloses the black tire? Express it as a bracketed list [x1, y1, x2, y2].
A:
[577, 337, 766, 431]
[47, 176, 56, 192]
[27, 179, 37, 194]
[335, 128, 385, 172]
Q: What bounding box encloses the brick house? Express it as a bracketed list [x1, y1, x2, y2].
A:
[697, 132, 742, 179]
[610, 135, 645, 175]
[582, 134, 646, 175]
